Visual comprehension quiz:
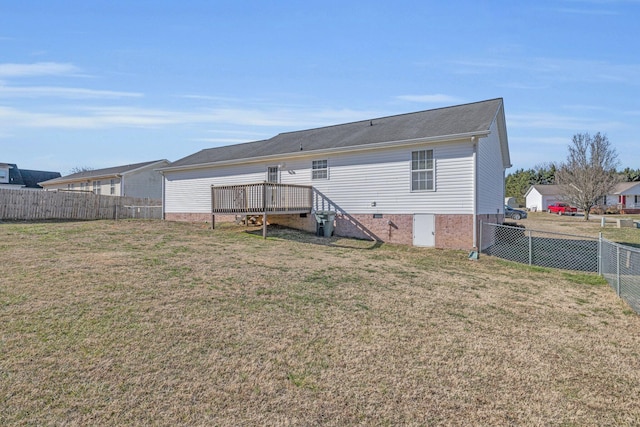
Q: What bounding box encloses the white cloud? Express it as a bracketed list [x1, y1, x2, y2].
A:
[395, 94, 465, 104]
[0, 105, 384, 130]
[0, 62, 81, 78]
[0, 86, 142, 99]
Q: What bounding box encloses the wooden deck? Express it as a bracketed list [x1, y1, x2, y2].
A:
[211, 183, 313, 237]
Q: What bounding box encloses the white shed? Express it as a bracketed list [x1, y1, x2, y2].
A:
[525, 184, 564, 212]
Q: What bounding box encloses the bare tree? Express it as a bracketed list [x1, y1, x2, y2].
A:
[69, 166, 94, 174]
[556, 132, 619, 221]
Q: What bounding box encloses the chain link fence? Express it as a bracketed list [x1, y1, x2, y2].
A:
[600, 238, 640, 313]
[480, 222, 640, 313]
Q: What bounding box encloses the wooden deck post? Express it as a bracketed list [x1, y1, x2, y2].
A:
[263, 213, 267, 239]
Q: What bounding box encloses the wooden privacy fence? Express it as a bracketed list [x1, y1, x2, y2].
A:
[0, 188, 162, 221]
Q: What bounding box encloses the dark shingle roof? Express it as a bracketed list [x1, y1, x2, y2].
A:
[2, 164, 61, 188]
[169, 98, 504, 168]
[19, 169, 61, 188]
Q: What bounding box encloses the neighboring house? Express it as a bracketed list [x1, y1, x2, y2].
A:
[160, 98, 511, 250]
[0, 163, 61, 189]
[525, 184, 566, 212]
[39, 160, 170, 199]
[526, 182, 640, 214]
[600, 182, 640, 213]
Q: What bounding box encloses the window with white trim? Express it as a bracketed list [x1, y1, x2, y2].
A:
[267, 166, 279, 183]
[312, 160, 328, 180]
[411, 149, 434, 191]
[93, 180, 101, 195]
[110, 179, 116, 195]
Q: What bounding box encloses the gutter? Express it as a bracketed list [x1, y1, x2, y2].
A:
[158, 130, 491, 173]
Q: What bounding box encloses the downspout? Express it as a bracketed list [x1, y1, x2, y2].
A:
[161, 171, 166, 220]
[471, 136, 478, 249]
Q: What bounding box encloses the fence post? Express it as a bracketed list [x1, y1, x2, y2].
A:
[598, 232, 602, 275]
[528, 230, 532, 266]
[616, 245, 621, 296]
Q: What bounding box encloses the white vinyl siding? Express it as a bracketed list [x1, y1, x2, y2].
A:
[164, 139, 475, 215]
[476, 118, 506, 214]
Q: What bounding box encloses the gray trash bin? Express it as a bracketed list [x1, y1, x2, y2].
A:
[323, 211, 336, 237]
[314, 210, 336, 237]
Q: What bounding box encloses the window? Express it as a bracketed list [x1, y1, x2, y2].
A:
[110, 179, 116, 195]
[267, 167, 279, 183]
[312, 160, 328, 180]
[0, 168, 8, 184]
[93, 180, 101, 195]
[80, 182, 86, 191]
[411, 149, 434, 191]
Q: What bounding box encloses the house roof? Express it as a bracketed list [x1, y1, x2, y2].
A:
[1, 163, 61, 188]
[39, 160, 169, 186]
[526, 182, 640, 198]
[165, 98, 507, 170]
[525, 184, 564, 197]
[612, 182, 640, 194]
[19, 169, 61, 188]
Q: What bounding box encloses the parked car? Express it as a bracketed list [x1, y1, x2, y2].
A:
[504, 205, 527, 220]
[547, 202, 578, 215]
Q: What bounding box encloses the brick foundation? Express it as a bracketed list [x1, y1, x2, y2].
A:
[435, 215, 474, 250]
[166, 211, 481, 250]
[333, 213, 413, 245]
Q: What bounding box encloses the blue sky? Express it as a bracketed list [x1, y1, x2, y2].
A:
[1, 0, 639, 175]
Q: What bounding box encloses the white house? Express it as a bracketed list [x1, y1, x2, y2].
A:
[526, 182, 640, 214]
[160, 99, 511, 250]
[603, 182, 640, 213]
[39, 160, 170, 199]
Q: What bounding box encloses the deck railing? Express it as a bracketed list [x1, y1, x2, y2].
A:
[211, 182, 313, 214]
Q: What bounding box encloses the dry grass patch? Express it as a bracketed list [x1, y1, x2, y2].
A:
[1, 220, 640, 425]
[515, 212, 640, 246]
